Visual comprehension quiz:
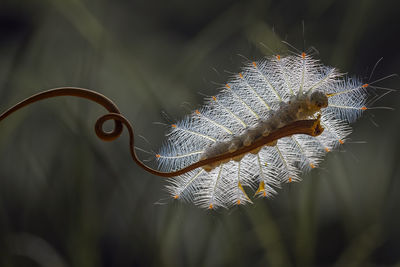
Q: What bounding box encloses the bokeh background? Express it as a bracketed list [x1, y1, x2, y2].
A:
[0, 0, 399, 266]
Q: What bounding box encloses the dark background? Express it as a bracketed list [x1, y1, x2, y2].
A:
[0, 0, 399, 266]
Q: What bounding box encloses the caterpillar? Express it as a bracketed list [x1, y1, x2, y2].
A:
[0, 50, 392, 211]
[156, 51, 389, 209]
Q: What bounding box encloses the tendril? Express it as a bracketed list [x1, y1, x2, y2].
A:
[0, 87, 324, 178]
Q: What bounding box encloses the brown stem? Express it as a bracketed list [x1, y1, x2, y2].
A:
[0, 87, 324, 178]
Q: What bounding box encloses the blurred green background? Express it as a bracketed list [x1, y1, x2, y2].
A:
[0, 0, 399, 266]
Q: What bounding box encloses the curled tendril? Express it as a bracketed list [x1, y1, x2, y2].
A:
[0, 87, 324, 178]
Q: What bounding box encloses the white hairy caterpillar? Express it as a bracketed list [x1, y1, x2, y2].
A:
[155, 51, 386, 210]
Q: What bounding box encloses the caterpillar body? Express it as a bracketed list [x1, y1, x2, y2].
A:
[157, 52, 371, 209]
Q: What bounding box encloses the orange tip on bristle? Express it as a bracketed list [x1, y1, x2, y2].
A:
[252, 61, 257, 67]
[171, 124, 177, 128]
[263, 191, 266, 197]
[225, 84, 231, 89]
[310, 163, 315, 169]
[325, 147, 330, 152]
[339, 139, 344, 144]
[195, 109, 200, 114]
[236, 199, 241, 205]
[212, 96, 217, 101]
[276, 55, 281, 60]
[289, 177, 293, 183]
[208, 204, 213, 210]
[362, 83, 369, 88]
[301, 52, 306, 59]
[155, 154, 161, 158]
[361, 106, 367, 110]
[239, 73, 243, 79]
[173, 195, 179, 199]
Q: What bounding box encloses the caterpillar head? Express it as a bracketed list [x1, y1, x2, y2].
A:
[310, 91, 328, 109]
[308, 90, 328, 111]
[293, 90, 329, 120]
